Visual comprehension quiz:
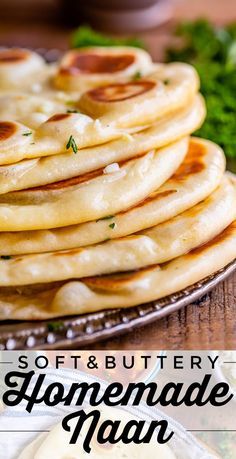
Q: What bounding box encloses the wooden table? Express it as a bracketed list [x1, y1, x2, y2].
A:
[85, 276, 236, 350]
[0, 0, 235, 349]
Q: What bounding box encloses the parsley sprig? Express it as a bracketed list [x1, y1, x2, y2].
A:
[132, 71, 142, 81]
[22, 131, 32, 136]
[166, 19, 236, 160]
[66, 135, 78, 154]
[47, 321, 64, 332]
[71, 25, 145, 49]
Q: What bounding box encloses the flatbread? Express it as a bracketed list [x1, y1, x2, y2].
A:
[0, 48, 69, 129]
[0, 137, 225, 255]
[0, 57, 199, 163]
[0, 95, 205, 190]
[54, 46, 155, 92]
[78, 63, 199, 130]
[0, 92, 203, 167]
[1, 220, 235, 320]
[0, 137, 188, 231]
[0, 48, 46, 90]
[18, 407, 176, 459]
[0, 114, 124, 165]
[0, 93, 68, 130]
[0, 175, 234, 287]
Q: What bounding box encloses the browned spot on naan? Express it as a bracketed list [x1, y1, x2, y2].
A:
[21, 151, 148, 192]
[61, 53, 135, 75]
[134, 189, 177, 207]
[0, 121, 17, 141]
[23, 168, 103, 191]
[188, 222, 236, 257]
[47, 113, 71, 122]
[117, 189, 177, 216]
[173, 141, 206, 181]
[87, 81, 156, 103]
[0, 48, 29, 63]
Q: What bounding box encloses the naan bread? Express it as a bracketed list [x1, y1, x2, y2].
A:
[54, 46, 155, 92]
[0, 138, 225, 255]
[0, 48, 46, 90]
[0, 138, 188, 231]
[0, 113, 124, 165]
[0, 176, 234, 287]
[0, 57, 199, 162]
[78, 63, 199, 130]
[18, 407, 176, 459]
[0, 95, 205, 190]
[0, 46, 234, 326]
[1, 221, 235, 320]
[0, 49, 68, 129]
[0, 93, 67, 130]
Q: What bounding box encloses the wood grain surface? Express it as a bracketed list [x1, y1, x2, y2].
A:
[0, 0, 235, 349]
[84, 273, 236, 349]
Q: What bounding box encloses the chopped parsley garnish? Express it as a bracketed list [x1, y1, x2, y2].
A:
[71, 25, 145, 49]
[166, 19, 236, 160]
[22, 131, 32, 136]
[66, 109, 79, 113]
[47, 321, 64, 332]
[109, 222, 116, 229]
[66, 135, 78, 154]
[1, 255, 11, 260]
[132, 71, 142, 81]
[163, 79, 170, 85]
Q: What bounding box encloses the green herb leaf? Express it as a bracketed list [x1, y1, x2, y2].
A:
[71, 25, 145, 49]
[66, 109, 80, 113]
[109, 222, 116, 229]
[66, 135, 78, 154]
[166, 19, 236, 160]
[1, 255, 11, 260]
[47, 321, 64, 332]
[22, 131, 32, 136]
[132, 71, 142, 81]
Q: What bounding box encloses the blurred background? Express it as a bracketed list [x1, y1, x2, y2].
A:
[0, 0, 235, 58]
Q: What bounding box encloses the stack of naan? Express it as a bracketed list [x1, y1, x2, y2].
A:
[0, 46, 235, 320]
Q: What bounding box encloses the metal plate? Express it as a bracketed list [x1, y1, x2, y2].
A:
[0, 259, 235, 350]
